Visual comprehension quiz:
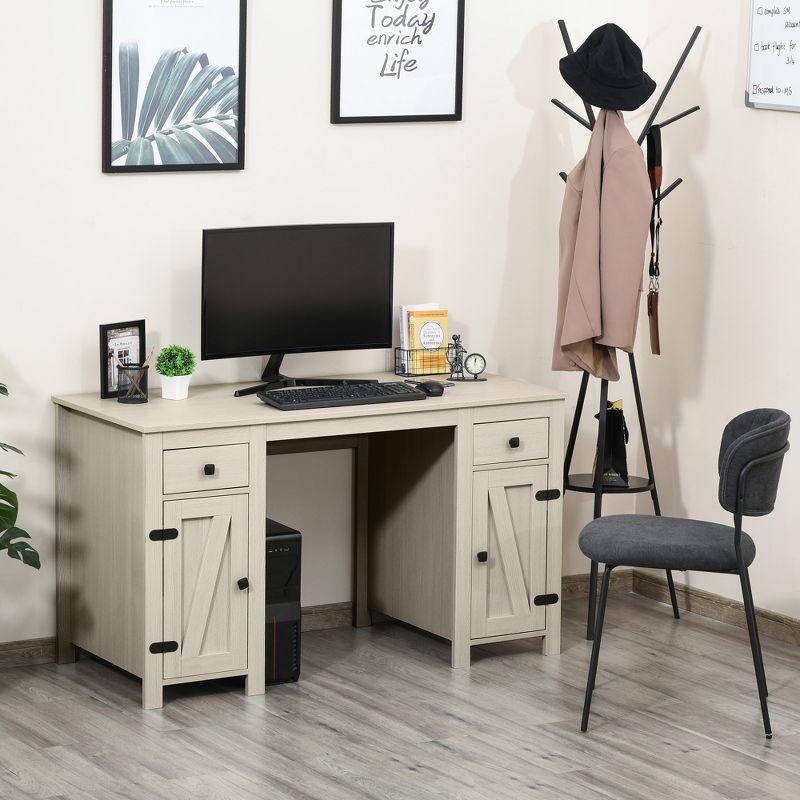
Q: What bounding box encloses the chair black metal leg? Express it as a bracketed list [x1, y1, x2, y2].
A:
[739, 564, 772, 738]
[740, 562, 768, 696]
[666, 570, 681, 619]
[741, 564, 769, 697]
[582, 565, 614, 732]
[754, 625, 768, 698]
[587, 561, 598, 640]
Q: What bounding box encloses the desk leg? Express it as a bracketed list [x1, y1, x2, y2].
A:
[56, 604, 76, 662]
[55, 407, 76, 664]
[57, 639, 76, 665]
[55, 552, 75, 663]
[56, 577, 76, 664]
[452, 410, 474, 668]
[353, 435, 372, 628]
[543, 629, 562, 656]
[143, 434, 165, 709]
[452, 640, 471, 669]
[143, 675, 163, 710]
[543, 401, 564, 657]
[247, 425, 267, 696]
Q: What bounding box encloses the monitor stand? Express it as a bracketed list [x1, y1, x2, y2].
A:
[234, 353, 380, 397]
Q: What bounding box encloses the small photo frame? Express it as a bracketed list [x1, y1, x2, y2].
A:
[100, 320, 146, 399]
[331, 0, 465, 124]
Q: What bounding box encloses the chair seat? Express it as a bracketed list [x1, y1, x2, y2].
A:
[579, 514, 756, 572]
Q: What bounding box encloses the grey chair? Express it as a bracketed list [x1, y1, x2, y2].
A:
[578, 409, 791, 738]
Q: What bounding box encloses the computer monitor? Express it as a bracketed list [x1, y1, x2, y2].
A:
[202, 223, 394, 395]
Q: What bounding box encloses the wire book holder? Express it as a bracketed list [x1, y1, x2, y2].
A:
[552, 19, 702, 639]
[395, 347, 452, 377]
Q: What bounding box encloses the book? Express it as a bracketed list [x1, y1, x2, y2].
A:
[399, 303, 440, 372]
[408, 308, 449, 373]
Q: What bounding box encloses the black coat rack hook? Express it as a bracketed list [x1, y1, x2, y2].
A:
[551, 99, 592, 130]
[557, 19, 596, 128]
[656, 105, 700, 129]
[657, 177, 683, 203]
[637, 26, 702, 145]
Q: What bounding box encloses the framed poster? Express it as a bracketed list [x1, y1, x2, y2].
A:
[331, 0, 465, 124]
[102, 0, 247, 173]
[99, 320, 146, 398]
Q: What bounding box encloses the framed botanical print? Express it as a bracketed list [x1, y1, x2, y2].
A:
[99, 320, 146, 398]
[102, 0, 247, 173]
[331, 0, 465, 124]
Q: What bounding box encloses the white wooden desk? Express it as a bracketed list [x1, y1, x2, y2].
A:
[53, 373, 565, 709]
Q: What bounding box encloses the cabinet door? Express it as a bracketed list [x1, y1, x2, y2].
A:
[471, 466, 548, 639]
[163, 495, 249, 679]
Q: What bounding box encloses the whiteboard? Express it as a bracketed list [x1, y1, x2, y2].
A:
[746, 1, 800, 111]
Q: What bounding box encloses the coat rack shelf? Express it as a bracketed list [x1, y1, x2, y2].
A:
[551, 19, 702, 640]
[565, 473, 654, 494]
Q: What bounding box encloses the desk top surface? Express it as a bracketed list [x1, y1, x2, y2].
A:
[52, 373, 565, 434]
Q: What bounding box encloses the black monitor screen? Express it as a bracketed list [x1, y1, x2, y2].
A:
[202, 223, 394, 360]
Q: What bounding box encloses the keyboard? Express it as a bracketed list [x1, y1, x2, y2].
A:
[257, 382, 428, 411]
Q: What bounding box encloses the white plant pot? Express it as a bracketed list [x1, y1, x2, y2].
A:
[160, 374, 192, 401]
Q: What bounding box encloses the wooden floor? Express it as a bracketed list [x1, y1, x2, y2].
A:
[2, 594, 800, 799]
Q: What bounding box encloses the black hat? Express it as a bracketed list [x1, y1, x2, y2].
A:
[559, 23, 656, 112]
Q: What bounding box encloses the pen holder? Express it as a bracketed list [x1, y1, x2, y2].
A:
[117, 364, 149, 404]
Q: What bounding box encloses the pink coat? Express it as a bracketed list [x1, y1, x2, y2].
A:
[552, 109, 652, 381]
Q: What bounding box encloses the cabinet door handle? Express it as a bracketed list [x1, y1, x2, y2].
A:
[237, 577, 250, 591]
[204, 464, 216, 476]
[477, 551, 488, 563]
[508, 437, 520, 449]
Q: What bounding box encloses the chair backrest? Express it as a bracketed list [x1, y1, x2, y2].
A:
[718, 409, 791, 516]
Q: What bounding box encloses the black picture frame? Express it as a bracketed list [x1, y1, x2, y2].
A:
[99, 320, 146, 399]
[331, 0, 465, 124]
[102, 0, 247, 173]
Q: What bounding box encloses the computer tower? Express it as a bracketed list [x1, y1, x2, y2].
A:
[266, 518, 302, 685]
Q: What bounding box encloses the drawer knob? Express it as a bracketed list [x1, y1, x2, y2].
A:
[204, 463, 216, 476]
[477, 551, 488, 563]
[237, 577, 250, 591]
[508, 437, 520, 449]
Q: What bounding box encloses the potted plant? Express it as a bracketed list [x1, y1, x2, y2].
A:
[1, 382, 40, 570]
[156, 345, 197, 401]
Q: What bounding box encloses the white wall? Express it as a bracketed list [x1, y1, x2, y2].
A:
[9, 1, 794, 644]
[632, 1, 800, 618]
[266, 451, 353, 608]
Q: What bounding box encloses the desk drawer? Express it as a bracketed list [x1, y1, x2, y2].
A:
[163, 444, 249, 494]
[473, 418, 549, 466]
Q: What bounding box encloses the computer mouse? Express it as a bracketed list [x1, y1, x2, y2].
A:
[419, 381, 445, 397]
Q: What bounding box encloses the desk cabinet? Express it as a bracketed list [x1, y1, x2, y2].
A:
[53, 374, 564, 709]
[162, 495, 249, 680]
[471, 465, 549, 639]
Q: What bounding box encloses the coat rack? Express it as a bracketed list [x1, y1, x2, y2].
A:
[551, 19, 702, 640]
